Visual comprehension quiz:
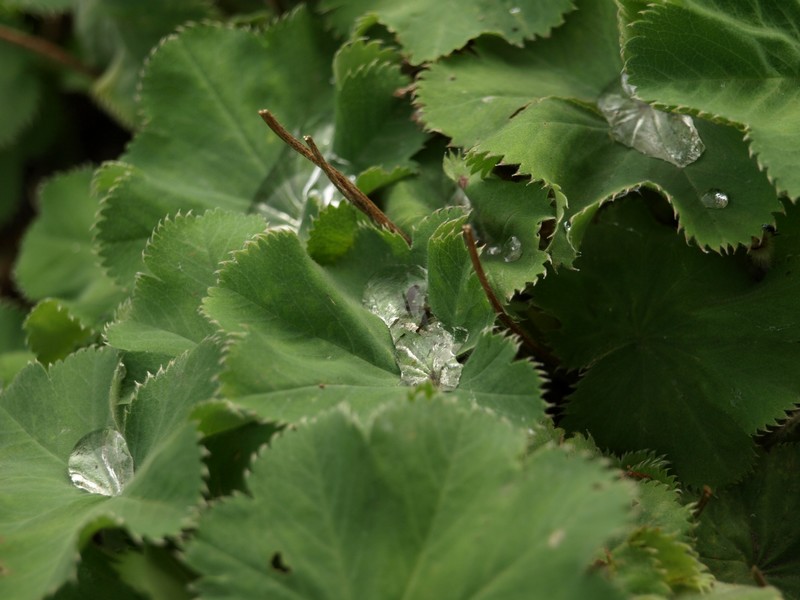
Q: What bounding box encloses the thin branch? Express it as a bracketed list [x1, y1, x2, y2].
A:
[462, 224, 558, 367]
[259, 109, 410, 244]
[693, 485, 713, 518]
[0, 23, 96, 79]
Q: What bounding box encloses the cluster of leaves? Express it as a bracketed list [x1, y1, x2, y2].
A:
[1, 0, 799, 598]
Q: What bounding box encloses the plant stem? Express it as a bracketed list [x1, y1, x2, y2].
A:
[693, 485, 713, 518]
[751, 565, 769, 587]
[0, 23, 96, 79]
[259, 109, 410, 244]
[462, 224, 557, 367]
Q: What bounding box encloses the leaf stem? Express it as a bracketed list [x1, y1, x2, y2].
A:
[0, 23, 96, 79]
[751, 565, 769, 587]
[462, 224, 557, 367]
[259, 109, 410, 244]
[693, 485, 713, 518]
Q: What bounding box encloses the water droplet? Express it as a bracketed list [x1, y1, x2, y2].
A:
[68, 428, 133, 497]
[597, 73, 705, 168]
[393, 322, 462, 390]
[362, 267, 428, 332]
[701, 189, 728, 209]
[563, 220, 572, 232]
[481, 96, 496, 104]
[502, 236, 522, 262]
[509, 6, 521, 14]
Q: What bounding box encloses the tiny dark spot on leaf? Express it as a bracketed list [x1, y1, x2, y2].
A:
[318, 383, 326, 389]
[448, 75, 456, 81]
[271, 552, 290, 574]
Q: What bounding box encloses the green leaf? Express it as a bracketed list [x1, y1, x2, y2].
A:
[333, 41, 427, 173]
[0, 301, 34, 386]
[682, 582, 784, 599]
[0, 347, 205, 600]
[186, 398, 632, 599]
[306, 203, 361, 265]
[74, 0, 215, 126]
[24, 299, 95, 364]
[106, 210, 266, 361]
[695, 444, 800, 599]
[533, 199, 800, 486]
[620, 0, 800, 200]
[319, 0, 576, 64]
[94, 9, 338, 285]
[470, 97, 781, 254]
[452, 332, 545, 426]
[1, 0, 73, 12]
[415, 0, 621, 146]
[461, 173, 554, 298]
[50, 543, 145, 600]
[16, 168, 122, 308]
[205, 228, 544, 423]
[426, 217, 495, 347]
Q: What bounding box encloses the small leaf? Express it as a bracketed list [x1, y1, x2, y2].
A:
[186, 398, 632, 599]
[24, 299, 94, 364]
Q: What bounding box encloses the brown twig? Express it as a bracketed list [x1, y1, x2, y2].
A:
[693, 485, 713, 518]
[751, 565, 769, 588]
[462, 224, 557, 367]
[259, 109, 410, 244]
[0, 23, 96, 79]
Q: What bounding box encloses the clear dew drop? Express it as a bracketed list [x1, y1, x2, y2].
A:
[701, 188, 729, 209]
[362, 267, 428, 331]
[509, 6, 521, 15]
[393, 322, 462, 390]
[68, 428, 133, 497]
[502, 235, 522, 262]
[362, 268, 463, 389]
[597, 73, 705, 168]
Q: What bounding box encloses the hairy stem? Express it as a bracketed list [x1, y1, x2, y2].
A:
[0, 24, 96, 79]
[259, 109, 410, 244]
[462, 224, 557, 367]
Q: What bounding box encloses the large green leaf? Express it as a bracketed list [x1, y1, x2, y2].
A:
[204, 227, 545, 424]
[93, 9, 338, 285]
[74, 0, 215, 126]
[106, 210, 266, 361]
[93, 13, 427, 287]
[415, 0, 621, 146]
[185, 398, 632, 599]
[470, 97, 781, 253]
[319, 0, 576, 64]
[695, 444, 800, 599]
[620, 0, 800, 200]
[533, 199, 800, 486]
[0, 345, 210, 600]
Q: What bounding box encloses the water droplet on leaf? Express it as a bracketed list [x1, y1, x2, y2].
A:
[597, 73, 705, 168]
[68, 428, 133, 497]
[509, 6, 521, 14]
[502, 236, 522, 262]
[700, 189, 728, 209]
[394, 322, 462, 390]
[362, 267, 428, 332]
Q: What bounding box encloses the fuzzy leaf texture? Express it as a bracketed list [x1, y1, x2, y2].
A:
[620, 0, 800, 200]
[185, 398, 633, 599]
[533, 199, 800, 487]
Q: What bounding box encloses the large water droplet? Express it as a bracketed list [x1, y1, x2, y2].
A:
[700, 189, 729, 209]
[597, 73, 705, 168]
[362, 267, 428, 333]
[502, 235, 522, 262]
[68, 428, 133, 496]
[393, 322, 462, 390]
